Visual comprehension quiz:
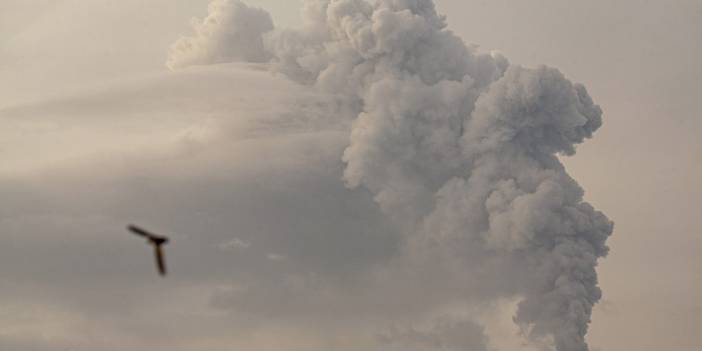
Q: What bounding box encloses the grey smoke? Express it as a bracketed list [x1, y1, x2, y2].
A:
[168, 0, 613, 350]
[166, 0, 274, 69]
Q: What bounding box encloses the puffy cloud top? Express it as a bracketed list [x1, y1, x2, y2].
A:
[167, 0, 274, 69]
[163, 1, 614, 350]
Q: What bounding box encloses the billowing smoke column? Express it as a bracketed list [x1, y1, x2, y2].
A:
[167, 0, 274, 69]
[168, 0, 614, 350]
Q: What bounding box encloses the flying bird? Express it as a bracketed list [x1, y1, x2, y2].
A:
[128, 225, 169, 276]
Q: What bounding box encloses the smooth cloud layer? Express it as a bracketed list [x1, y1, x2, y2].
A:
[168, 1, 613, 350]
[0, 65, 403, 351]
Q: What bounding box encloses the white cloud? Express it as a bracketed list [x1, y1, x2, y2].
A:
[167, 1, 613, 349]
[0, 1, 616, 350]
[167, 0, 275, 69]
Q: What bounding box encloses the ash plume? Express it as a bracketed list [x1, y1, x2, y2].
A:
[168, 1, 614, 350]
[167, 0, 274, 69]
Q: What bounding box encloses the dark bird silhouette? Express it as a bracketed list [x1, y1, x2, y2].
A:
[128, 225, 169, 276]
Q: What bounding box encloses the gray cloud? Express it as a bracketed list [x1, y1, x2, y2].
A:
[0, 66, 397, 349]
[167, 0, 613, 350]
[0, 0, 616, 350]
[167, 0, 274, 69]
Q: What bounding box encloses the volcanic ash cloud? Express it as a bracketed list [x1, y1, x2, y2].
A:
[168, 1, 614, 350]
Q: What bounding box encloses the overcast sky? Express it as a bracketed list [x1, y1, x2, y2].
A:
[0, 1, 700, 351]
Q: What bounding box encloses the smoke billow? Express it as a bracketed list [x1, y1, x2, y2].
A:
[167, 0, 274, 69]
[168, 1, 613, 350]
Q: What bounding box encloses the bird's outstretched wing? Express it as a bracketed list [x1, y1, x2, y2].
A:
[128, 225, 153, 239]
[153, 244, 167, 276]
[128, 225, 168, 243]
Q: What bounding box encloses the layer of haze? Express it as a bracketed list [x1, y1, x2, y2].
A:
[1, 1, 700, 351]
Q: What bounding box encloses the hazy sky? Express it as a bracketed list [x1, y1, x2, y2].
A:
[0, 1, 700, 351]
